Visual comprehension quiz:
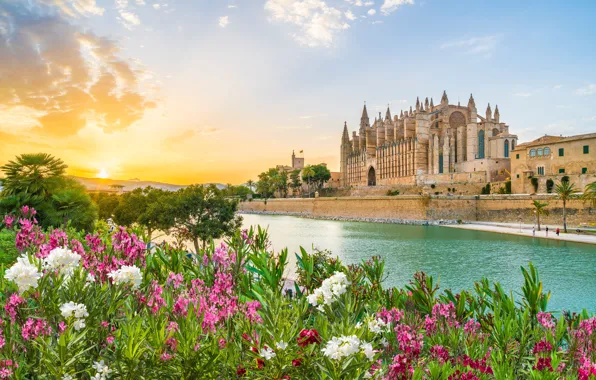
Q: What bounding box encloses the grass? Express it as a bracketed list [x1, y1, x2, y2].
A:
[0, 229, 19, 266]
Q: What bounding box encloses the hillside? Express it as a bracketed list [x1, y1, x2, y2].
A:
[72, 176, 225, 192]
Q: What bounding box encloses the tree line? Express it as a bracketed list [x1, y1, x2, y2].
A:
[0, 153, 241, 252]
[253, 164, 331, 199]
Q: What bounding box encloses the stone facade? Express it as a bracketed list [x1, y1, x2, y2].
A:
[511, 133, 596, 194]
[340, 92, 518, 188]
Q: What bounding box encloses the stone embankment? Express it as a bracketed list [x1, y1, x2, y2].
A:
[238, 195, 595, 226]
[239, 210, 457, 225]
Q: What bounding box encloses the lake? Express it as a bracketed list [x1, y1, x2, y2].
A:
[241, 213, 596, 313]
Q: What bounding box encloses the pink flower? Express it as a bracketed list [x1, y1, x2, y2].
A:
[2, 215, 15, 230]
[166, 273, 184, 289]
[4, 293, 25, 322]
[106, 336, 115, 344]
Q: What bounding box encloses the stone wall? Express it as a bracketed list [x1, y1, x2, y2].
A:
[239, 195, 596, 226]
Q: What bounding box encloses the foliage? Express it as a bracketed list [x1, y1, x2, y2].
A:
[386, 190, 400, 196]
[302, 164, 331, 195]
[222, 185, 253, 200]
[1, 212, 595, 379]
[555, 180, 579, 233]
[530, 177, 539, 193]
[582, 181, 596, 208]
[0, 154, 97, 232]
[256, 168, 280, 199]
[0, 230, 18, 265]
[171, 184, 242, 252]
[546, 179, 555, 193]
[480, 183, 491, 195]
[290, 169, 302, 196]
[91, 192, 121, 220]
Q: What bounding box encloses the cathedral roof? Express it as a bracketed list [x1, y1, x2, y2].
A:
[515, 133, 596, 149]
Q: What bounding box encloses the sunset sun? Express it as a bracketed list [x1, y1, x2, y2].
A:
[97, 168, 109, 179]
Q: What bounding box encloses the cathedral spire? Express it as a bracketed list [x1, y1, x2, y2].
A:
[385, 105, 391, 121]
[468, 93, 476, 109]
[424, 97, 429, 111]
[494, 105, 500, 123]
[409, 106, 413, 116]
[342, 121, 349, 139]
[430, 98, 434, 109]
[415, 97, 420, 112]
[400, 109, 404, 119]
[441, 90, 448, 105]
[486, 103, 492, 121]
[360, 102, 370, 129]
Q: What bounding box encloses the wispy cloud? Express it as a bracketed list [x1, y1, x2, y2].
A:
[553, 84, 563, 90]
[228, 5, 237, 9]
[440, 35, 502, 58]
[513, 92, 532, 97]
[380, 0, 413, 15]
[367, 8, 376, 15]
[576, 84, 596, 96]
[38, 0, 104, 18]
[219, 16, 229, 27]
[276, 125, 313, 130]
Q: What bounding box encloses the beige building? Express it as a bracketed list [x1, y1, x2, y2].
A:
[340, 91, 517, 188]
[511, 133, 596, 194]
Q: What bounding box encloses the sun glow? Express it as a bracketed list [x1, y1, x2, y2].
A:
[97, 168, 109, 179]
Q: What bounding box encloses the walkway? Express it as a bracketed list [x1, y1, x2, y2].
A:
[444, 222, 596, 245]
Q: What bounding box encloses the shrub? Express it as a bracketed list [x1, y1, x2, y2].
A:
[481, 183, 491, 195]
[531, 177, 539, 193]
[546, 179, 554, 193]
[505, 180, 512, 194]
[561, 175, 570, 183]
[386, 190, 400, 196]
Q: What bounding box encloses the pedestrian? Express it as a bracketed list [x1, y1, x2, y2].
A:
[532, 226, 535, 236]
[546, 226, 549, 237]
[556, 228, 560, 236]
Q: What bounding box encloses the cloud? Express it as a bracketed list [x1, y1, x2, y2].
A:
[380, 0, 413, 15]
[371, 20, 383, 24]
[264, 0, 351, 47]
[0, 1, 156, 137]
[367, 8, 376, 15]
[37, 0, 105, 18]
[344, 10, 356, 20]
[553, 84, 562, 90]
[513, 92, 532, 97]
[219, 16, 229, 27]
[576, 84, 596, 96]
[440, 34, 501, 58]
[118, 10, 141, 29]
[228, 5, 237, 8]
[583, 116, 596, 122]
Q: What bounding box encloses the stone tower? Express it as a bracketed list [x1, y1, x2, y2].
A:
[340, 122, 352, 187]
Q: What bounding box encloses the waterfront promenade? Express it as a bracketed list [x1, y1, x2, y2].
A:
[445, 222, 596, 245]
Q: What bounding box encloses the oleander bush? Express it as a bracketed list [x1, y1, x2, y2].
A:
[1, 207, 596, 379]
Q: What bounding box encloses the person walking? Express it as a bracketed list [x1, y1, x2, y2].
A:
[546, 226, 549, 237]
[556, 228, 560, 236]
[532, 226, 536, 236]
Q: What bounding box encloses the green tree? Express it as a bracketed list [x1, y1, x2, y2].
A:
[531, 200, 549, 232]
[256, 169, 277, 199]
[555, 180, 578, 233]
[290, 169, 302, 197]
[277, 170, 289, 198]
[303, 164, 331, 194]
[92, 192, 121, 220]
[582, 181, 596, 207]
[0, 153, 97, 231]
[301, 165, 315, 197]
[246, 179, 255, 193]
[173, 184, 242, 253]
[113, 187, 175, 241]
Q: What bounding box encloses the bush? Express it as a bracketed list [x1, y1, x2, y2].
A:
[505, 180, 512, 194]
[0, 209, 594, 378]
[562, 176, 570, 183]
[386, 190, 400, 196]
[531, 177, 539, 193]
[546, 179, 554, 193]
[0, 229, 18, 265]
[480, 183, 491, 195]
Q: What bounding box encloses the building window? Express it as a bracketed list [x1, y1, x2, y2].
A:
[559, 168, 565, 174]
[477, 130, 485, 159]
[582, 168, 588, 174]
[516, 174, 520, 178]
[516, 153, 520, 159]
[537, 166, 545, 176]
[559, 148, 564, 156]
[584, 145, 590, 154]
[530, 149, 536, 157]
[537, 148, 543, 156]
[504, 140, 509, 158]
[544, 147, 551, 155]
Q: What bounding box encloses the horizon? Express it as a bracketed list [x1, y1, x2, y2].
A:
[1, 0, 595, 184]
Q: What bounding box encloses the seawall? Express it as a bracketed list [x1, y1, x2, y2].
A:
[238, 195, 596, 226]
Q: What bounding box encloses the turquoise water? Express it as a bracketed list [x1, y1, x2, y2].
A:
[241, 214, 596, 313]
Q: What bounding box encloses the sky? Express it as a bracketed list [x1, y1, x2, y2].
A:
[1, 0, 595, 185]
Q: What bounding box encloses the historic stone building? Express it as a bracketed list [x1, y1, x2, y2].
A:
[340, 91, 518, 187]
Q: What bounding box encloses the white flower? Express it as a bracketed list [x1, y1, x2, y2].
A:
[368, 317, 388, 334]
[355, 321, 363, 328]
[381, 337, 389, 347]
[73, 319, 86, 331]
[4, 255, 42, 293]
[360, 341, 375, 361]
[43, 247, 81, 275]
[107, 265, 142, 289]
[307, 272, 350, 309]
[62, 375, 74, 380]
[259, 347, 276, 360]
[321, 335, 361, 360]
[60, 302, 89, 319]
[86, 273, 96, 283]
[275, 341, 288, 350]
[92, 360, 112, 378]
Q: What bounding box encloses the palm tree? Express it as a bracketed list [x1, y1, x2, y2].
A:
[555, 180, 578, 233]
[246, 179, 255, 193]
[0, 153, 67, 198]
[532, 200, 549, 231]
[302, 165, 315, 198]
[582, 181, 596, 207]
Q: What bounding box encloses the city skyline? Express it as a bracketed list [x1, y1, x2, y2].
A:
[1, 0, 595, 185]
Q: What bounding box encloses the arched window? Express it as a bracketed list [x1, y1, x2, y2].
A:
[530, 149, 536, 157]
[512, 140, 516, 151]
[492, 128, 500, 136]
[537, 148, 543, 156]
[477, 130, 485, 159]
[504, 140, 509, 158]
[544, 147, 550, 155]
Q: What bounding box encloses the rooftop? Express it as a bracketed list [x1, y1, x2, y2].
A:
[514, 133, 596, 150]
